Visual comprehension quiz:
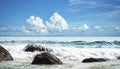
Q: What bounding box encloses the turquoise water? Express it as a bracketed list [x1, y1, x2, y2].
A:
[0, 40, 120, 48]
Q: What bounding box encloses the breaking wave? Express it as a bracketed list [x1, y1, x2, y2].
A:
[0, 40, 120, 48]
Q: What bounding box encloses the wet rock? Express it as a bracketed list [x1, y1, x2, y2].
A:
[0, 46, 13, 62]
[32, 52, 63, 64]
[82, 58, 107, 63]
[24, 44, 52, 52]
[117, 57, 120, 59]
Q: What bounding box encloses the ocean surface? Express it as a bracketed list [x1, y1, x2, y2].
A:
[0, 37, 120, 69]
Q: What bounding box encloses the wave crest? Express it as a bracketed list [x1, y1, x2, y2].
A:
[0, 40, 120, 48]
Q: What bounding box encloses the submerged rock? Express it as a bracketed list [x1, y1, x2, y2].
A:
[0, 46, 13, 62]
[32, 52, 63, 64]
[82, 58, 107, 63]
[24, 44, 52, 52]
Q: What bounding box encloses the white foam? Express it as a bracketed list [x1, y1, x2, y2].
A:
[51, 46, 120, 61]
[2, 44, 120, 61]
[0, 37, 120, 69]
[2, 44, 39, 60]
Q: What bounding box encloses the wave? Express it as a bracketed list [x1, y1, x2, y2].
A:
[0, 40, 120, 61]
[2, 45, 120, 61]
[1, 37, 120, 69]
[0, 40, 120, 48]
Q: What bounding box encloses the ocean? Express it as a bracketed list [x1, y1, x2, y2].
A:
[0, 37, 120, 69]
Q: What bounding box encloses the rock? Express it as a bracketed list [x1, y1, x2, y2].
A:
[82, 58, 107, 63]
[32, 52, 63, 64]
[24, 44, 52, 52]
[117, 57, 120, 59]
[0, 46, 13, 62]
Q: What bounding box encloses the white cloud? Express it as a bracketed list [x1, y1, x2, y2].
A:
[69, 0, 118, 9]
[25, 12, 69, 33]
[94, 26, 105, 32]
[46, 12, 69, 32]
[94, 26, 105, 31]
[69, 0, 99, 7]
[73, 24, 90, 32]
[94, 26, 101, 29]
[98, 10, 120, 17]
[26, 16, 46, 28]
[82, 24, 89, 31]
[69, 0, 81, 5]
[20, 26, 31, 33]
[26, 16, 48, 33]
[115, 27, 120, 30]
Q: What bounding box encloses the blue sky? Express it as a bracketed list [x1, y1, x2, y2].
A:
[0, 0, 120, 37]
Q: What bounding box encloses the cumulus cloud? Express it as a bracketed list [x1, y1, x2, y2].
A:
[26, 16, 48, 33]
[25, 12, 69, 34]
[26, 16, 46, 28]
[46, 12, 69, 32]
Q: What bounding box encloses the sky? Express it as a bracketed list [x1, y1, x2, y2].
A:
[0, 0, 120, 37]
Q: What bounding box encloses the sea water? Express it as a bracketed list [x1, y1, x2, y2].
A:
[0, 37, 120, 69]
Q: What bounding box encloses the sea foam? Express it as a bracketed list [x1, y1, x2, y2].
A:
[1, 44, 120, 62]
[0, 37, 120, 69]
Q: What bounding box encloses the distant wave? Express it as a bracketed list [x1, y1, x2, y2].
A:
[0, 40, 120, 48]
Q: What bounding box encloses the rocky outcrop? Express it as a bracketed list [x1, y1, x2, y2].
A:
[0, 46, 13, 62]
[82, 58, 107, 63]
[32, 52, 63, 64]
[24, 44, 52, 52]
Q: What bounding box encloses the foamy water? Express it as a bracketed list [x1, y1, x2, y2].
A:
[0, 37, 120, 69]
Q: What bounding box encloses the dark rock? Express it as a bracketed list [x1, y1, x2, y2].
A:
[0, 46, 13, 62]
[117, 57, 120, 59]
[24, 44, 52, 52]
[32, 52, 63, 64]
[82, 58, 107, 63]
